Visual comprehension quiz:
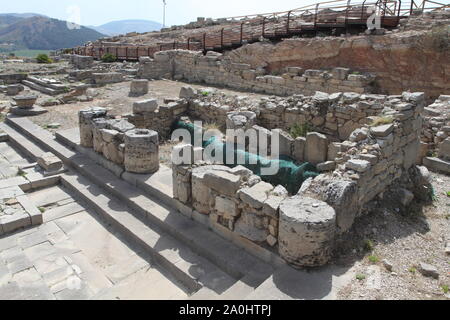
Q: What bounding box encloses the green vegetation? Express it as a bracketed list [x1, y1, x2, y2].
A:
[0, 113, 5, 123]
[446, 191, 450, 197]
[201, 91, 210, 97]
[442, 285, 449, 294]
[370, 116, 394, 127]
[368, 255, 380, 264]
[11, 49, 50, 58]
[36, 53, 52, 64]
[364, 239, 375, 252]
[38, 207, 46, 213]
[101, 53, 117, 63]
[356, 274, 366, 281]
[17, 169, 27, 177]
[408, 267, 417, 274]
[290, 123, 310, 139]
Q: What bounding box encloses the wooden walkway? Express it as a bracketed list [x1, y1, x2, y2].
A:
[68, 0, 449, 60]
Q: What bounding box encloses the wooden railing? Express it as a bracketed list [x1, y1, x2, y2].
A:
[66, 0, 449, 60]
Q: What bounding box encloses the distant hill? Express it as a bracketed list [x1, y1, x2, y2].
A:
[0, 13, 47, 19]
[0, 15, 106, 51]
[91, 19, 163, 36]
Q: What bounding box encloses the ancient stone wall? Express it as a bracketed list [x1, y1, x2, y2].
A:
[226, 12, 450, 100]
[79, 107, 160, 174]
[137, 50, 375, 96]
[171, 91, 425, 267]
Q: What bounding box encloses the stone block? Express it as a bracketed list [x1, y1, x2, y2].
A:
[438, 138, 450, 161]
[239, 182, 274, 209]
[37, 152, 63, 172]
[179, 86, 196, 99]
[133, 99, 158, 115]
[370, 124, 394, 137]
[203, 171, 241, 198]
[346, 159, 371, 173]
[215, 197, 238, 218]
[130, 79, 149, 96]
[305, 132, 328, 165]
[293, 137, 306, 162]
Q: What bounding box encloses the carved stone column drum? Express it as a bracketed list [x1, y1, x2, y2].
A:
[124, 129, 159, 174]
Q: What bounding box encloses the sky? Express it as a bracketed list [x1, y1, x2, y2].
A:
[0, 0, 319, 27]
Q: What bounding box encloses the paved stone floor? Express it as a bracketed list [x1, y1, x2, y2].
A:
[0, 185, 188, 300]
[0, 141, 32, 179]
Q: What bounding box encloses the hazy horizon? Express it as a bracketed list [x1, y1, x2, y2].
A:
[0, 0, 318, 27]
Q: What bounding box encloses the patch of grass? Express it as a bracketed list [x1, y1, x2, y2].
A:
[408, 267, 417, 274]
[290, 123, 310, 139]
[370, 116, 394, 127]
[36, 54, 52, 64]
[356, 274, 366, 281]
[38, 207, 46, 213]
[442, 285, 449, 294]
[101, 53, 117, 63]
[368, 255, 380, 264]
[201, 91, 210, 97]
[17, 169, 27, 177]
[446, 191, 450, 197]
[364, 239, 375, 252]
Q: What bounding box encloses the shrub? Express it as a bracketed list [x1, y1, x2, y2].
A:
[442, 285, 449, 294]
[36, 54, 52, 64]
[290, 123, 310, 139]
[101, 53, 117, 63]
[368, 255, 380, 264]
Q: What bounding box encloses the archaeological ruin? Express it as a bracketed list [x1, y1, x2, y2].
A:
[0, 0, 449, 301]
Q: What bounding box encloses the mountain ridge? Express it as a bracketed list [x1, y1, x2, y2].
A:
[90, 19, 163, 36]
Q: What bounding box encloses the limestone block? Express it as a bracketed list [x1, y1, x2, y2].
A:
[215, 197, 239, 218]
[239, 181, 274, 209]
[130, 79, 149, 96]
[305, 132, 328, 165]
[328, 142, 342, 161]
[92, 72, 123, 85]
[273, 129, 294, 157]
[279, 196, 336, 267]
[346, 159, 371, 173]
[293, 137, 306, 162]
[78, 107, 107, 147]
[226, 111, 257, 131]
[37, 152, 63, 172]
[370, 124, 394, 137]
[234, 211, 268, 242]
[203, 171, 241, 198]
[133, 99, 158, 115]
[179, 86, 196, 99]
[124, 129, 159, 174]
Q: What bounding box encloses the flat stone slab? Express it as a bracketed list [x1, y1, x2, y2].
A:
[423, 157, 450, 174]
[10, 106, 48, 116]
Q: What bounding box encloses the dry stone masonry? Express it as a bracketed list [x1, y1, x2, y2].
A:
[171, 89, 427, 267]
[137, 50, 376, 96]
[78, 107, 159, 174]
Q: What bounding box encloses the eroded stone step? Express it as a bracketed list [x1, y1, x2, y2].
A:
[4, 117, 275, 288]
[60, 172, 239, 295]
[0, 122, 46, 161]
